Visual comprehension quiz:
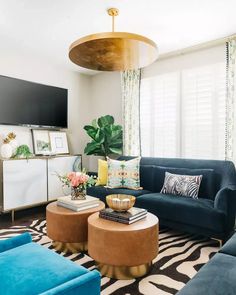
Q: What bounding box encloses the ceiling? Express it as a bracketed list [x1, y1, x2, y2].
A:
[1, 0, 236, 75]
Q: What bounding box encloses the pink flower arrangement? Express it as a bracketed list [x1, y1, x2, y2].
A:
[67, 172, 89, 188]
[57, 170, 96, 190]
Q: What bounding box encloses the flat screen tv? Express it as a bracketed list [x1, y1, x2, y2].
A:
[0, 75, 68, 128]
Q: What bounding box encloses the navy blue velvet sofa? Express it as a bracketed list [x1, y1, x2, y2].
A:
[177, 232, 236, 295]
[88, 156, 236, 241]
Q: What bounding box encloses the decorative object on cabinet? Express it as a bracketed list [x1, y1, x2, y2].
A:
[13, 145, 33, 159]
[84, 115, 123, 158]
[32, 129, 52, 155]
[49, 131, 69, 154]
[73, 155, 82, 172]
[7, 132, 18, 155]
[0, 137, 13, 159]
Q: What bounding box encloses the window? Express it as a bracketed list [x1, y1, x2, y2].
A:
[140, 57, 226, 160]
[140, 72, 180, 157]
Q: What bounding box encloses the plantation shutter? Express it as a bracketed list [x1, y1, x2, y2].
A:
[140, 72, 180, 157]
[140, 45, 226, 160]
[181, 63, 226, 159]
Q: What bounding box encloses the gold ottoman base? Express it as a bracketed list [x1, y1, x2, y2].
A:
[96, 261, 152, 279]
[52, 241, 88, 253]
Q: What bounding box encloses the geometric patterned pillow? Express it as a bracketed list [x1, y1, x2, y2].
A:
[160, 172, 202, 199]
[106, 157, 142, 190]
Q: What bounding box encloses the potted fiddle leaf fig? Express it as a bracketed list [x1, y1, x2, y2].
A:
[84, 115, 123, 158]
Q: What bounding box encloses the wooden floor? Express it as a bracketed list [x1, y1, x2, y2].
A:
[0, 205, 46, 229]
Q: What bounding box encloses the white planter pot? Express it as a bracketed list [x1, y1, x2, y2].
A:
[1, 144, 13, 159]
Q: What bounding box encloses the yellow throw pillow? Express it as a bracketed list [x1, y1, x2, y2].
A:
[96, 159, 108, 186]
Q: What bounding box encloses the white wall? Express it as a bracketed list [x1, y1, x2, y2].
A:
[0, 48, 92, 168]
[87, 72, 122, 171]
[142, 44, 225, 78]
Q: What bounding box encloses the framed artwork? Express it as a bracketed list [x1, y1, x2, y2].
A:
[31, 129, 52, 155]
[49, 131, 69, 154]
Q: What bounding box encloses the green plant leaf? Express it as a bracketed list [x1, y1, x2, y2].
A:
[84, 142, 106, 156]
[97, 115, 114, 128]
[91, 119, 98, 128]
[95, 129, 105, 144]
[84, 125, 97, 140]
[84, 115, 122, 157]
[108, 147, 123, 154]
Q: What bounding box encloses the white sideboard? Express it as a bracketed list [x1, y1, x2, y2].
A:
[0, 154, 81, 219]
[3, 159, 47, 211]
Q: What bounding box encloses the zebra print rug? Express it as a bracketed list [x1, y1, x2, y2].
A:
[0, 219, 219, 295]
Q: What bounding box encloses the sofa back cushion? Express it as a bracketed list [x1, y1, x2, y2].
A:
[140, 165, 155, 191]
[118, 156, 236, 199]
[156, 167, 215, 199]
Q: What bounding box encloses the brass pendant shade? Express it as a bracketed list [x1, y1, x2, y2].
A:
[69, 8, 158, 71]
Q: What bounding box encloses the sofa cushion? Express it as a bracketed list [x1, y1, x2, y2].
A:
[87, 185, 151, 204]
[160, 172, 202, 199]
[136, 193, 226, 232]
[107, 157, 141, 189]
[177, 253, 236, 295]
[140, 165, 155, 191]
[219, 233, 236, 256]
[0, 242, 88, 295]
[153, 166, 215, 199]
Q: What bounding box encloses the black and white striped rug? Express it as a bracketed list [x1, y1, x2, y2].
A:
[0, 220, 219, 295]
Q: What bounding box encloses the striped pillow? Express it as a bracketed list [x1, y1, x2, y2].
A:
[161, 172, 202, 199]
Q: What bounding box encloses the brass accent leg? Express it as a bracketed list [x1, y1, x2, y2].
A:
[95, 261, 152, 280]
[52, 241, 88, 253]
[11, 210, 15, 223]
[211, 238, 223, 248]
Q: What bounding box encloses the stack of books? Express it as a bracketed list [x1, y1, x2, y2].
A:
[57, 195, 100, 212]
[99, 207, 147, 224]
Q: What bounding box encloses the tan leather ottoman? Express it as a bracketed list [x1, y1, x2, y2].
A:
[88, 212, 159, 279]
[46, 201, 105, 253]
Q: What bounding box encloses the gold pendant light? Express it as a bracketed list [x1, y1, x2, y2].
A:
[69, 8, 158, 71]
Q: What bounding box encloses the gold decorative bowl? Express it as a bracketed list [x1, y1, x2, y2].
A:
[106, 194, 136, 212]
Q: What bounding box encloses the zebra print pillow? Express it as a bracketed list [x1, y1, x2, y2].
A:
[161, 172, 202, 199]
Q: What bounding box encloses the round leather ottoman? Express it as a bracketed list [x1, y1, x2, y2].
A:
[88, 212, 159, 279]
[46, 201, 105, 253]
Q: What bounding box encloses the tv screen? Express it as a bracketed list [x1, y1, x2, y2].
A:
[0, 75, 68, 128]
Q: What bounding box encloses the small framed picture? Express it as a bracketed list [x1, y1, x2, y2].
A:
[32, 129, 52, 155]
[49, 131, 69, 154]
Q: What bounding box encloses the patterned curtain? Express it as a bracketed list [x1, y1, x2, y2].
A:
[121, 69, 141, 156]
[225, 39, 236, 162]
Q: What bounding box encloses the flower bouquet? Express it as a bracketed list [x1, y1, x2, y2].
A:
[58, 170, 96, 200]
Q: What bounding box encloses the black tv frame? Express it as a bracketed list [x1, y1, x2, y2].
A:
[0, 75, 68, 129]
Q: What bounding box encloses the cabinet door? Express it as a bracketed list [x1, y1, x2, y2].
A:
[3, 159, 47, 211]
[48, 156, 78, 201]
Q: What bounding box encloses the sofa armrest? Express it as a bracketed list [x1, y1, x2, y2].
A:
[0, 232, 32, 253]
[41, 270, 101, 295]
[214, 187, 236, 232]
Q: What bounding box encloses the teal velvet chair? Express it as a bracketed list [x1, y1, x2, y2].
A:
[0, 233, 101, 295]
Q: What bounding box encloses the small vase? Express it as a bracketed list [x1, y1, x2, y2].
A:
[10, 139, 18, 155]
[1, 143, 13, 159]
[71, 187, 86, 200]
